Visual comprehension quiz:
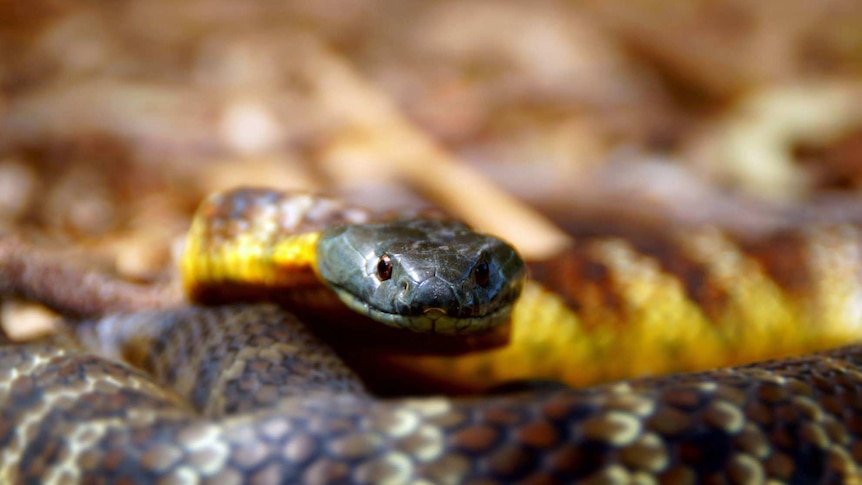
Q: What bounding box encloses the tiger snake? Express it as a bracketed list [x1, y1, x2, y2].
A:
[1, 187, 862, 484]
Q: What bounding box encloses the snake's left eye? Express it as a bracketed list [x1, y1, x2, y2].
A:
[377, 254, 393, 281]
[474, 260, 490, 287]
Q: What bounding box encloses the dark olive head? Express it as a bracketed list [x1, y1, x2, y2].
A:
[316, 219, 525, 334]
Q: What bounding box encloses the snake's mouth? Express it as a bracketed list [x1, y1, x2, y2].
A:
[328, 286, 513, 335]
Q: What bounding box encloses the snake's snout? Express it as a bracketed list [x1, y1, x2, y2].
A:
[412, 276, 461, 316]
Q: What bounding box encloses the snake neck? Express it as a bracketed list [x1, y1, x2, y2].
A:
[181, 228, 332, 307]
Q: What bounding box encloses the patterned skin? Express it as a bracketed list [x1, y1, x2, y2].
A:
[1, 188, 862, 483]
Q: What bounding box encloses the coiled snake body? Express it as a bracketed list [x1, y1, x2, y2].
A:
[2, 188, 862, 484]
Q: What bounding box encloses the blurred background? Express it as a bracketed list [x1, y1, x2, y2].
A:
[2, 0, 862, 284]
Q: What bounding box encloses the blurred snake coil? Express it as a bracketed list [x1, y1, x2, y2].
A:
[3, 187, 862, 484]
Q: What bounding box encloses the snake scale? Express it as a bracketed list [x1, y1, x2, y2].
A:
[2, 188, 862, 484]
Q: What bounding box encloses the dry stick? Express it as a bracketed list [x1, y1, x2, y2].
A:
[306, 38, 573, 261]
[0, 238, 180, 320]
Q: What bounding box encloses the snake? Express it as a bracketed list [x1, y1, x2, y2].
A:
[2, 187, 862, 484]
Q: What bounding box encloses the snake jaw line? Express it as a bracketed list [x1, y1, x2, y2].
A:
[327, 284, 515, 335]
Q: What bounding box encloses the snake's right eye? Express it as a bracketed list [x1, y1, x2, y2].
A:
[474, 260, 490, 287]
[377, 254, 393, 281]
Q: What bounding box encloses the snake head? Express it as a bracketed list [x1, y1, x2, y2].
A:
[316, 219, 526, 335]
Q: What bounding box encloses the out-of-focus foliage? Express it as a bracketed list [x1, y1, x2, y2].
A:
[2, 0, 862, 277]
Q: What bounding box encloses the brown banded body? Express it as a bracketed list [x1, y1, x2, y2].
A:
[3, 188, 862, 483]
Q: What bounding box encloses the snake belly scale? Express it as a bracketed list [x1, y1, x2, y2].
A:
[1, 187, 862, 484]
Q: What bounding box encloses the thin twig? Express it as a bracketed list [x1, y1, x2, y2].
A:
[0, 237, 180, 320]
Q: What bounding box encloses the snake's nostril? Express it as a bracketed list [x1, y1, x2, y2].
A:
[397, 281, 410, 302]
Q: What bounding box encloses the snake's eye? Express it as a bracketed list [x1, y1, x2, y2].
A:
[377, 254, 393, 281]
[474, 260, 490, 287]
